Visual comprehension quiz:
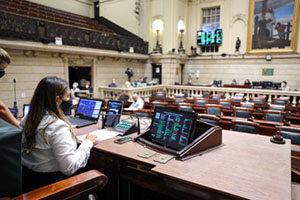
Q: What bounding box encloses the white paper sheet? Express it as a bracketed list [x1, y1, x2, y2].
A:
[77, 129, 120, 142]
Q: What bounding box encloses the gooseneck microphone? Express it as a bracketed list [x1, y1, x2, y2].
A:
[13, 78, 18, 117]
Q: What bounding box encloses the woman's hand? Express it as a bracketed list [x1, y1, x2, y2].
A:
[85, 133, 98, 145]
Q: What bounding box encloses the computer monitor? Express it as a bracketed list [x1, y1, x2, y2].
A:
[272, 82, 281, 89]
[23, 104, 30, 117]
[76, 98, 103, 120]
[213, 80, 222, 86]
[262, 81, 272, 89]
[103, 100, 123, 127]
[148, 107, 197, 151]
[252, 81, 260, 87]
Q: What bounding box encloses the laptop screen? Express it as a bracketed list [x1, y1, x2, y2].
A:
[148, 107, 197, 151]
[76, 98, 103, 120]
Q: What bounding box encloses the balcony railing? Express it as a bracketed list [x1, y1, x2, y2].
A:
[99, 85, 300, 106]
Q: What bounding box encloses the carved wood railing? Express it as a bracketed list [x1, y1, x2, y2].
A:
[99, 85, 300, 106]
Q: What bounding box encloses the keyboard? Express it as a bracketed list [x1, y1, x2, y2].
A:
[67, 117, 96, 128]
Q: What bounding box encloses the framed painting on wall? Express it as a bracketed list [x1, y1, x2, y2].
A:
[247, 0, 299, 54]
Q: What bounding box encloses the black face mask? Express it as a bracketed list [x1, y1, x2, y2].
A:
[0, 71, 5, 78]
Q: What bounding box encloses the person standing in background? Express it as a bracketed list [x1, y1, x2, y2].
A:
[0, 48, 19, 127]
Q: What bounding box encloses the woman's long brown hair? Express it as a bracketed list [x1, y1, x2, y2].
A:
[23, 76, 75, 154]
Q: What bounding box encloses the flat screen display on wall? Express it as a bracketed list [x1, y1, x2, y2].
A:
[197, 29, 222, 46]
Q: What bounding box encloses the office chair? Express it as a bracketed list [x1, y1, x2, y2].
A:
[232, 120, 259, 134]
[233, 107, 253, 119]
[0, 119, 108, 199]
[263, 110, 285, 123]
[276, 126, 300, 145]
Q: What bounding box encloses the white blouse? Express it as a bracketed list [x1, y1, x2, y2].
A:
[20, 113, 93, 176]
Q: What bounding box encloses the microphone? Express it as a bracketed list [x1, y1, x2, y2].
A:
[13, 78, 18, 117]
[137, 115, 140, 135]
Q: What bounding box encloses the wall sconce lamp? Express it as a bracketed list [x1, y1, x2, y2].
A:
[177, 20, 185, 54]
[152, 19, 163, 53]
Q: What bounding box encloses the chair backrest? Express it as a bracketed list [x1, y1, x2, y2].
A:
[251, 96, 266, 104]
[152, 102, 167, 110]
[0, 119, 22, 198]
[156, 91, 166, 98]
[264, 110, 284, 122]
[135, 109, 152, 118]
[206, 104, 222, 115]
[272, 97, 289, 106]
[232, 120, 259, 134]
[203, 92, 210, 99]
[174, 94, 184, 98]
[218, 99, 232, 108]
[233, 107, 253, 119]
[269, 104, 285, 112]
[196, 99, 208, 106]
[276, 126, 300, 145]
[198, 114, 219, 125]
[175, 98, 185, 104]
[232, 96, 244, 103]
[241, 102, 254, 109]
[179, 106, 193, 112]
[119, 94, 129, 101]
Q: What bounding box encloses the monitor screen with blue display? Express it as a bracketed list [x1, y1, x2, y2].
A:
[76, 98, 102, 119]
[148, 107, 197, 151]
[197, 29, 222, 46]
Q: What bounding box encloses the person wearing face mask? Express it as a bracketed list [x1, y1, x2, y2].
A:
[0, 48, 20, 127]
[281, 81, 290, 91]
[20, 76, 98, 192]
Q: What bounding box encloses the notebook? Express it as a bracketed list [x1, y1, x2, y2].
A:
[68, 98, 103, 128]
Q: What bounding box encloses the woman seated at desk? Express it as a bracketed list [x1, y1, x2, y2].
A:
[20, 76, 98, 192]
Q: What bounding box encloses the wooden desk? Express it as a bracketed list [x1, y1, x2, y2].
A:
[77, 126, 291, 200]
[252, 119, 284, 136]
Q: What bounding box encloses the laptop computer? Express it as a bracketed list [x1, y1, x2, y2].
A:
[103, 100, 123, 127]
[68, 98, 103, 128]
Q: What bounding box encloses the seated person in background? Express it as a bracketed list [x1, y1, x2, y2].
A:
[244, 79, 251, 86]
[84, 80, 93, 93]
[128, 94, 144, 110]
[124, 81, 133, 88]
[232, 79, 238, 85]
[70, 82, 80, 106]
[187, 77, 192, 85]
[108, 78, 117, 87]
[132, 79, 141, 87]
[281, 81, 290, 91]
[20, 76, 98, 192]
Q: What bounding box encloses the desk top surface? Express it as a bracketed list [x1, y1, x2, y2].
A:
[77, 124, 291, 200]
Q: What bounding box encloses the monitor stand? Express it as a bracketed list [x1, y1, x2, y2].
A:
[135, 120, 222, 161]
